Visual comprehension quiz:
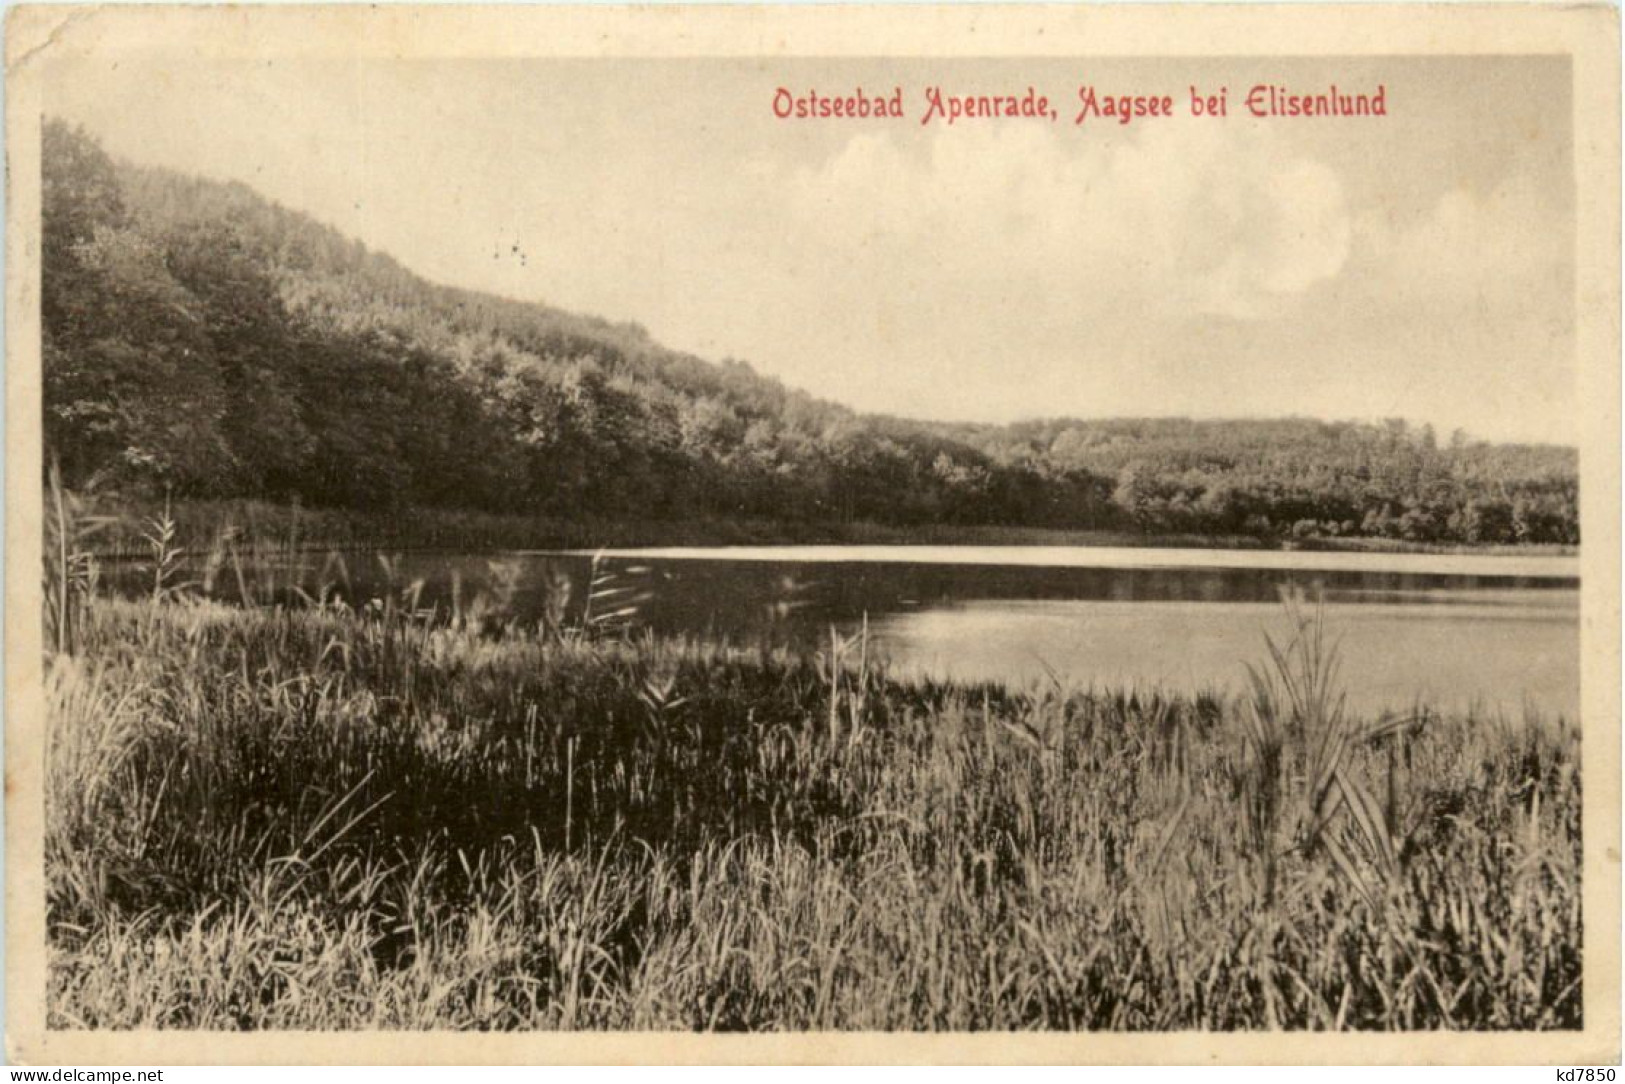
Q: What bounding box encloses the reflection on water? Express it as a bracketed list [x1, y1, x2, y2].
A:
[139, 546, 1580, 721]
[871, 599, 1575, 720]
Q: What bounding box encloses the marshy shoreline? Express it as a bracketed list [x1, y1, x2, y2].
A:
[86, 497, 1581, 562]
[46, 586, 1581, 1030]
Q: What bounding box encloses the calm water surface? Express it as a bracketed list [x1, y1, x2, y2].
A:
[182, 545, 1581, 720]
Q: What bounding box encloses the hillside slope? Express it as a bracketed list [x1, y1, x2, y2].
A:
[42, 119, 1578, 545]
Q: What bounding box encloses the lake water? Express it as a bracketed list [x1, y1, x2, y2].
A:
[188, 544, 1579, 721]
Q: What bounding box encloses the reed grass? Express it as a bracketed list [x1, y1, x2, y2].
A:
[42, 500, 1581, 1031]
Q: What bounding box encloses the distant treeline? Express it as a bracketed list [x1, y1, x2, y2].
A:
[43, 120, 1579, 545]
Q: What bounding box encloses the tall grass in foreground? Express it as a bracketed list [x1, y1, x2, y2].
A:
[42, 518, 1579, 1029]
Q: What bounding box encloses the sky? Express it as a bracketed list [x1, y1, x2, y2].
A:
[48, 54, 1576, 444]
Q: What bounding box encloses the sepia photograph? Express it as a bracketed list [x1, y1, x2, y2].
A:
[4, 2, 1619, 1065]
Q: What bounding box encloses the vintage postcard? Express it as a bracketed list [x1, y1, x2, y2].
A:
[4, 2, 1619, 1065]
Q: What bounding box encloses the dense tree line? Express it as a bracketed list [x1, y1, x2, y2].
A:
[42, 120, 1579, 545]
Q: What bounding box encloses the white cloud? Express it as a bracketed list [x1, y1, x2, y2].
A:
[783, 120, 1351, 324]
[1357, 175, 1570, 314]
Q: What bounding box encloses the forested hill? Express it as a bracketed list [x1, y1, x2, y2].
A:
[42, 119, 1579, 545]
